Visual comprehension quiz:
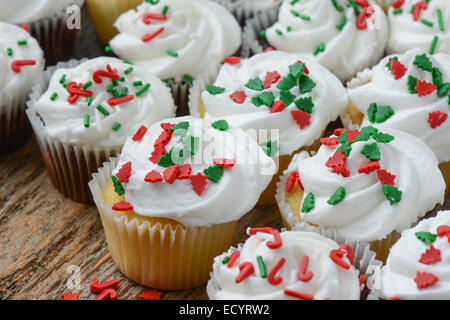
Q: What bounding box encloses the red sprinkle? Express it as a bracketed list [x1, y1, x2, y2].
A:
[391, 296, 402, 300]
[291, 110, 311, 129]
[334, 128, 345, 137]
[177, 164, 192, 180]
[266, 229, 283, 249]
[163, 165, 180, 184]
[224, 56, 241, 65]
[326, 149, 347, 169]
[413, 1, 428, 21]
[415, 271, 438, 290]
[428, 111, 448, 129]
[390, 59, 407, 80]
[286, 171, 303, 193]
[191, 173, 208, 196]
[154, 130, 172, 147]
[415, 80, 437, 97]
[267, 258, 285, 285]
[419, 244, 441, 265]
[90, 278, 118, 294]
[93, 68, 120, 84]
[11, 59, 36, 73]
[235, 262, 254, 284]
[359, 275, 366, 286]
[94, 288, 117, 300]
[320, 137, 339, 146]
[263, 71, 281, 89]
[116, 162, 132, 183]
[346, 129, 360, 143]
[391, 0, 405, 9]
[112, 201, 133, 211]
[161, 122, 175, 132]
[229, 90, 247, 104]
[61, 292, 79, 300]
[284, 289, 314, 300]
[358, 161, 380, 174]
[21, 24, 29, 32]
[270, 101, 286, 114]
[437, 225, 450, 243]
[329, 249, 350, 270]
[298, 60, 309, 74]
[264, 47, 275, 52]
[339, 244, 354, 265]
[142, 27, 165, 42]
[213, 158, 235, 168]
[142, 13, 167, 24]
[139, 290, 161, 300]
[108, 95, 135, 106]
[144, 170, 163, 183]
[297, 255, 314, 282]
[66, 82, 93, 97]
[149, 143, 166, 164]
[227, 251, 240, 268]
[356, 6, 373, 30]
[248, 227, 274, 235]
[377, 169, 396, 185]
[355, 0, 369, 6]
[132, 125, 148, 141]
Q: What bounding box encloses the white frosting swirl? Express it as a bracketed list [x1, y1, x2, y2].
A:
[113, 116, 275, 227]
[381, 211, 450, 300]
[110, 0, 242, 80]
[32, 57, 175, 148]
[297, 127, 445, 242]
[0, 0, 84, 24]
[208, 230, 361, 300]
[388, 0, 450, 55]
[201, 51, 348, 156]
[266, 0, 389, 82]
[348, 48, 450, 163]
[0, 22, 44, 105]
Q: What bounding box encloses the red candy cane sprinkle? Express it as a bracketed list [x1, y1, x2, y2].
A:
[94, 288, 117, 300]
[142, 27, 165, 42]
[291, 110, 311, 129]
[297, 255, 314, 282]
[21, 24, 29, 32]
[413, 1, 428, 21]
[224, 56, 241, 65]
[61, 292, 79, 300]
[11, 59, 36, 73]
[390, 59, 407, 80]
[415, 271, 438, 290]
[213, 158, 235, 168]
[358, 161, 380, 174]
[227, 251, 240, 268]
[267, 257, 285, 285]
[263, 71, 281, 89]
[116, 162, 132, 183]
[108, 95, 134, 106]
[90, 278, 118, 294]
[235, 262, 255, 283]
[142, 13, 167, 24]
[391, 0, 405, 9]
[284, 289, 314, 300]
[419, 244, 441, 265]
[139, 290, 161, 300]
[112, 201, 133, 211]
[229, 90, 247, 104]
[132, 125, 148, 141]
[93, 67, 120, 84]
[415, 80, 437, 97]
[266, 229, 283, 249]
[248, 227, 274, 235]
[377, 169, 396, 185]
[67, 82, 93, 97]
[428, 111, 448, 129]
[329, 245, 354, 270]
[339, 244, 354, 265]
[270, 101, 286, 114]
[190, 173, 208, 196]
[163, 165, 180, 184]
[356, 6, 373, 30]
[145, 170, 163, 183]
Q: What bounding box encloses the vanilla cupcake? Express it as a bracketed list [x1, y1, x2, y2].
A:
[380, 211, 450, 300]
[109, 0, 242, 115]
[208, 229, 376, 300]
[196, 50, 348, 205]
[256, 0, 389, 82]
[276, 126, 445, 262]
[89, 116, 274, 289]
[347, 48, 450, 194]
[0, 22, 44, 155]
[387, 0, 450, 55]
[26, 57, 175, 203]
[0, 0, 84, 66]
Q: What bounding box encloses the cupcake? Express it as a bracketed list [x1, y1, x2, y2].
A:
[276, 126, 446, 262]
[26, 57, 175, 204]
[0, 22, 44, 155]
[196, 50, 348, 205]
[347, 48, 450, 194]
[212, 0, 282, 24]
[246, 0, 389, 82]
[375, 0, 395, 12]
[85, 0, 144, 45]
[380, 210, 450, 300]
[0, 0, 84, 66]
[387, 0, 450, 55]
[207, 229, 379, 300]
[109, 0, 242, 115]
[88, 116, 275, 289]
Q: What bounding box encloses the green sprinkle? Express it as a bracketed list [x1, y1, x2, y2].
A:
[336, 15, 347, 30]
[301, 192, 315, 213]
[146, 0, 159, 4]
[183, 74, 194, 83]
[157, 149, 175, 168]
[120, 87, 129, 97]
[211, 120, 229, 131]
[430, 36, 439, 55]
[277, 74, 297, 90]
[338, 129, 348, 144]
[119, 77, 125, 82]
[313, 42, 325, 56]
[133, 80, 143, 87]
[410, 4, 415, 14]
[413, 53, 433, 71]
[222, 256, 230, 264]
[353, 126, 378, 143]
[290, 0, 299, 4]
[162, 5, 169, 15]
[392, 8, 403, 15]
[206, 84, 226, 95]
[347, 0, 360, 16]
[59, 74, 66, 85]
[385, 57, 398, 72]
[437, 9, 444, 31]
[408, 75, 418, 94]
[290, 10, 300, 17]
[124, 67, 134, 75]
[6, 48, 13, 56]
[50, 92, 58, 101]
[275, 29, 283, 36]
[372, 132, 395, 143]
[17, 40, 27, 46]
[104, 46, 113, 53]
[295, 97, 314, 114]
[327, 187, 346, 205]
[167, 50, 178, 57]
[96, 105, 110, 117]
[112, 79, 119, 86]
[123, 60, 133, 65]
[287, 26, 292, 32]
[367, 103, 395, 123]
[136, 83, 151, 97]
[299, 74, 316, 93]
[260, 30, 267, 42]
[331, 0, 344, 12]
[257, 256, 267, 278]
[183, 135, 199, 155]
[245, 77, 264, 91]
[437, 83, 450, 97]
[107, 84, 114, 92]
[84, 114, 90, 128]
[259, 141, 278, 157]
[415, 232, 437, 245]
[170, 121, 190, 136]
[86, 96, 93, 106]
[338, 141, 352, 157]
[112, 89, 120, 98]
[300, 15, 311, 21]
[421, 19, 433, 27]
[112, 175, 124, 196]
[279, 90, 296, 106]
[432, 67, 443, 88]
[361, 143, 381, 161]
[203, 165, 224, 183]
[252, 92, 275, 107]
[382, 185, 402, 206]
[289, 61, 305, 79]
[82, 81, 92, 89]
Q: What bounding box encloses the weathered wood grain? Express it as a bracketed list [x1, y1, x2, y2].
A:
[0, 139, 282, 300]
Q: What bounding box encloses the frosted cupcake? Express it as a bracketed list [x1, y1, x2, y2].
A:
[387, 0, 450, 55]
[196, 50, 348, 205]
[0, 22, 44, 155]
[89, 116, 274, 289]
[26, 57, 175, 203]
[249, 0, 388, 82]
[347, 48, 450, 194]
[109, 0, 242, 115]
[380, 211, 450, 300]
[276, 126, 445, 262]
[0, 0, 84, 66]
[208, 229, 377, 300]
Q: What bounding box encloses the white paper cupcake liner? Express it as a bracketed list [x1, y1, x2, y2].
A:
[241, 10, 278, 58]
[26, 59, 122, 204]
[88, 157, 238, 290]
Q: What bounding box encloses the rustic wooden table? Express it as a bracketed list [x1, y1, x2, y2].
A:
[0, 138, 283, 300]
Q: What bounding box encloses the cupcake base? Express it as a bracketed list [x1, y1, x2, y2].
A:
[1, 98, 32, 156]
